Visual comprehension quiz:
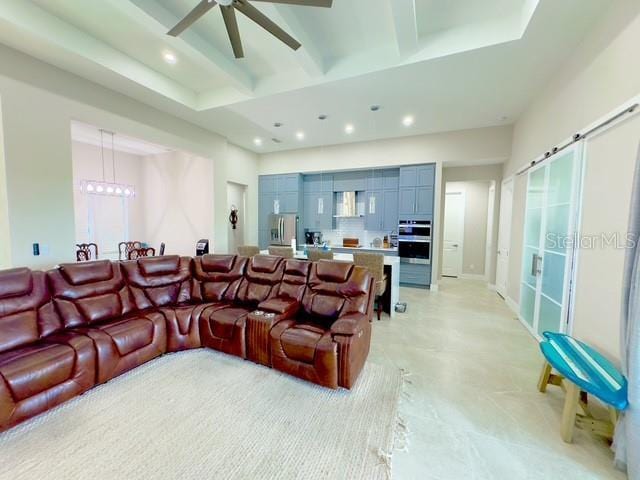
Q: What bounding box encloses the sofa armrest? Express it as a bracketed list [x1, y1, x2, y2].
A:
[258, 297, 300, 319]
[331, 313, 369, 336]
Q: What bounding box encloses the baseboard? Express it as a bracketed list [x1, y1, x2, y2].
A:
[429, 283, 439, 292]
[459, 273, 488, 281]
[505, 296, 519, 315]
[487, 284, 497, 291]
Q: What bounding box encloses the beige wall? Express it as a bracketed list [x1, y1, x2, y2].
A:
[0, 96, 10, 269]
[260, 126, 513, 175]
[444, 181, 491, 278]
[0, 43, 258, 268]
[439, 164, 503, 283]
[502, 0, 640, 362]
[71, 141, 146, 254]
[142, 151, 215, 257]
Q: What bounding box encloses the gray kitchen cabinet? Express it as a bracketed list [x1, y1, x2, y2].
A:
[259, 174, 302, 248]
[399, 167, 417, 187]
[366, 170, 384, 191]
[383, 169, 399, 190]
[303, 191, 333, 231]
[416, 186, 434, 216]
[280, 191, 299, 213]
[399, 187, 417, 216]
[417, 165, 435, 187]
[365, 191, 383, 231]
[259, 176, 277, 194]
[400, 263, 431, 286]
[383, 189, 399, 230]
[333, 171, 366, 192]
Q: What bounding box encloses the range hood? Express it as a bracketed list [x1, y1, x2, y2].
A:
[334, 191, 363, 218]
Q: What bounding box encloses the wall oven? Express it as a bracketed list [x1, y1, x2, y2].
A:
[398, 220, 431, 264]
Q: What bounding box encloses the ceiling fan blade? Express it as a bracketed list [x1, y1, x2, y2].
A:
[220, 6, 244, 58]
[168, 0, 218, 37]
[250, 0, 333, 6]
[235, 0, 301, 51]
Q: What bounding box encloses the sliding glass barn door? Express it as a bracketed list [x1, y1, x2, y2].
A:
[520, 144, 584, 337]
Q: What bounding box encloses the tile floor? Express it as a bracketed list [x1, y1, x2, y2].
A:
[368, 278, 626, 480]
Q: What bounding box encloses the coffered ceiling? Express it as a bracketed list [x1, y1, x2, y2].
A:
[0, 0, 609, 152]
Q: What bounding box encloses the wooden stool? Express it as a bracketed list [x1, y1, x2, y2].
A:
[537, 332, 628, 444]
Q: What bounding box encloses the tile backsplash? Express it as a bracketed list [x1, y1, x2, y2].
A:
[320, 217, 390, 248]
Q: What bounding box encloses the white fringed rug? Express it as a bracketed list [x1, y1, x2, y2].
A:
[0, 350, 403, 480]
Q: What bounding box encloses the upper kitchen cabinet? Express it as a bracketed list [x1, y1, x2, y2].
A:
[398, 164, 436, 219]
[399, 165, 435, 187]
[258, 174, 303, 248]
[304, 173, 334, 193]
[333, 171, 366, 192]
[383, 169, 400, 190]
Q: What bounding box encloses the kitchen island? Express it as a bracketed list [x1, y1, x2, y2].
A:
[260, 249, 400, 318]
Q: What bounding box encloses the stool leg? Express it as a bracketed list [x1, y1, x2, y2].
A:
[537, 361, 553, 393]
[561, 382, 580, 443]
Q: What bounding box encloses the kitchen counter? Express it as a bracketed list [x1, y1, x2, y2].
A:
[261, 249, 400, 318]
[302, 244, 398, 254]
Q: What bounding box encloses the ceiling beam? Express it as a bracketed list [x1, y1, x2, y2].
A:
[259, 3, 325, 77]
[390, 0, 419, 57]
[123, 0, 255, 97]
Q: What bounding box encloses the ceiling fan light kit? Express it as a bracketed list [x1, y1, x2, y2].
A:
[168, 0, 333, 59]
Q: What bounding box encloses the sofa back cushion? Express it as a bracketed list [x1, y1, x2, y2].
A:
[47, 260, 134, 328]
[301, 261, 371, 321]
[0, 268, 63, 353]
[235, 255, 284, 306]
[120, 256, 192, 309]
[277, 259, 311, 301]
[192, 255, 247, 303]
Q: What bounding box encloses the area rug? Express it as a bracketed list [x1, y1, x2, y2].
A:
[0, 349, 403, 480]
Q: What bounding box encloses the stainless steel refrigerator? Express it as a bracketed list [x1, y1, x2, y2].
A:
[269, 214, 298, 246]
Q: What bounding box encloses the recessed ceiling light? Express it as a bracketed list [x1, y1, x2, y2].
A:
[402, 115, 415, 127]
[163, 51, 177, 65]
[345, 124, 354, 134]
[253, 137, 263, 146]
[295, 131, 305, 141]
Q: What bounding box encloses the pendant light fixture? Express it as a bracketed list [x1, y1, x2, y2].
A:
[80, 129, 136, 198]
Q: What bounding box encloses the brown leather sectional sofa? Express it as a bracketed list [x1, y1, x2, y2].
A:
[0, 254, 374, 432]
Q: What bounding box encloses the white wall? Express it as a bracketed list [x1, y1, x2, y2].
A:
[0, 43, 258, 268]
[226, 182, 247, 254]
[502, 0, 640, 361]
[141, 151, 214, 257]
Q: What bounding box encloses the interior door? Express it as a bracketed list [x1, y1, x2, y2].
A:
[519, 144, 583, 337]
[442, 191, 465, 277]
[496, 178, 513, 298]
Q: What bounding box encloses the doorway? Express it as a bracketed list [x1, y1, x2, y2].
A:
[227, 182, 247, 254]
[442, 190, 465, 277]
[495, 177, 513, 298]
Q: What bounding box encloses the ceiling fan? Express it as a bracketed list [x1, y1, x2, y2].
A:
[167, 0, 333, 59]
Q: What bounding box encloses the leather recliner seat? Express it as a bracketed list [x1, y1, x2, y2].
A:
[0, 254, 374, 433]
[269, 261, 374, 389]
[0, 268, 96, 431]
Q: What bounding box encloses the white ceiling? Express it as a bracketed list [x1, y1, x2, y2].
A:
[0, 0, 610, 153]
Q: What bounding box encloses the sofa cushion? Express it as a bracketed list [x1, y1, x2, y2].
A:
[192, 255, 247, 303]
[60, 260, 113, 285]
[0, 268, 32, 299]
[96, 317, 155, 357]
[139, 256, 180, 276]
[209, 307, 251, 340]
[0, 343, 75, 402]
[280, 324, 325, 364]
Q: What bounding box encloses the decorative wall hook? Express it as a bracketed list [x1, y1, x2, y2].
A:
[229, 205, 239, 230]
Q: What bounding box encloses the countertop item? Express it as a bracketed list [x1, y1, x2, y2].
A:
[342, 238, 360, 248]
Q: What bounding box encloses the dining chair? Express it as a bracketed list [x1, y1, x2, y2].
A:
[128, 247, 156, 260]
[353, 252, 387, 320]
[238, 245, 260, 257]
[267, 246, 294, 258]
[307, 248, 334, 262]
[76, 243, 98, 262]
[118, 241, 142, 260]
